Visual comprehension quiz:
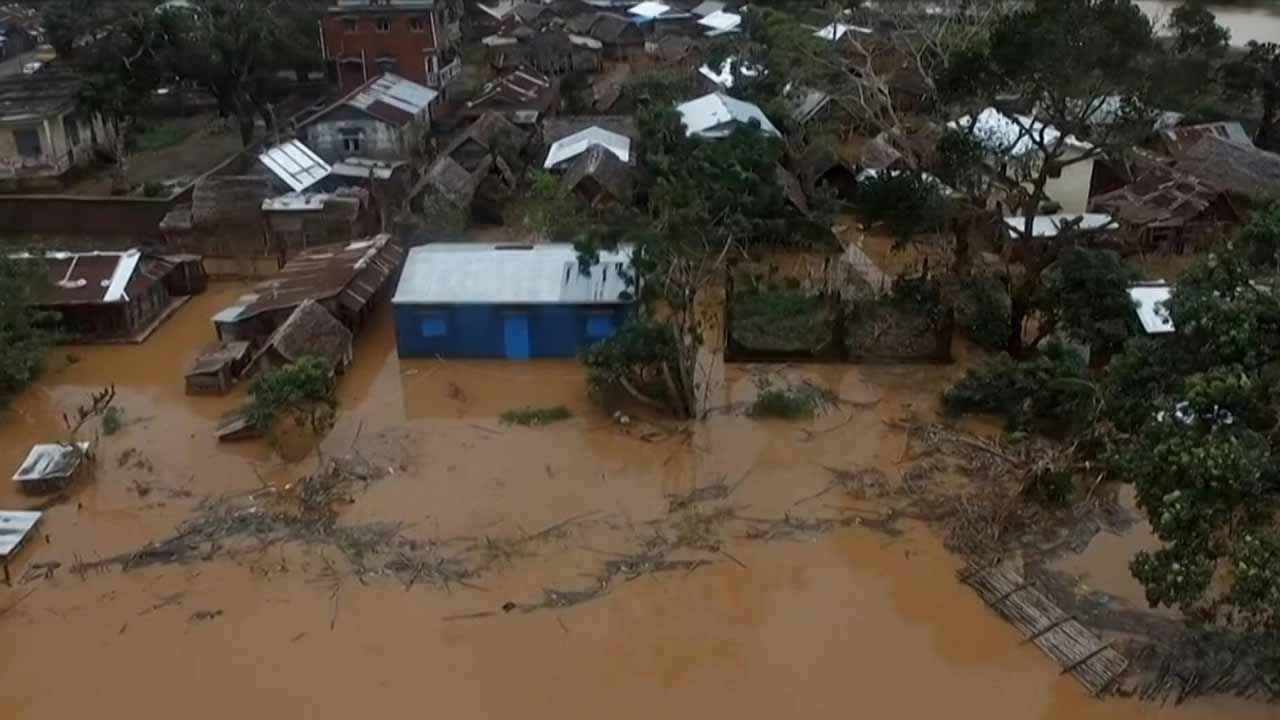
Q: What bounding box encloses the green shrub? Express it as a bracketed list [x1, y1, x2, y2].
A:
[944, 338, 1093, 430]
[500, 405, 572, 427]
[747, 382, 832, 420]
[732, 288, 832, 353]
[102, 406, 125, 435]
[949, 275, 1010, 350]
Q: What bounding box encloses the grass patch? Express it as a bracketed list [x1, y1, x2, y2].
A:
[133, 122, 192, 153]
[102, 406, 125, 436]
[500, 405, 573, 427]
[732, 288, 832, 354]
[747, 383, 832, 420]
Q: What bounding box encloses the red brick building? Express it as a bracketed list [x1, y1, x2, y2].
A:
[322, 0, 456, 94]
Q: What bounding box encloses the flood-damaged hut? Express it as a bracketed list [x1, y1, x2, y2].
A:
[211, 234, 402, 347]
[461, 67, 559, 125]
[18, 249, 203, 343]
[11, 442, 91, 494]
[421, 112, 530, 222]
[1090, 168, 1241, 252]
[185, 340, 252, 395]
[247, 299, 354, 377]
[562, 144, 633, 204]
[0, 510, 41, 584]
[159, 175, 274, 272]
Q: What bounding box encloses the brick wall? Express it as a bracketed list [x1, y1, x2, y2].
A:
[323, 9, 448, 93]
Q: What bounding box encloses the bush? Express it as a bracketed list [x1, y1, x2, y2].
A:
[500, 405, 572, 427]
[944, 338, 1094, 431]
[749, 387, 817, 420]
[133, 122, 190, 152]
[583, 319, 685, 412]
[731, 287, 832, 354]
[948, 275, 1010, 350]
[102, 406, 125, 435]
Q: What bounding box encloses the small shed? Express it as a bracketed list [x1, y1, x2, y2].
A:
[248, 300, 354, 377]
[0, 510, 42, 584]
[185, 340, 252, 395]
[562, 145, 632, 204]
[392, 243, 635, 360]
[12, 442, 91, 494]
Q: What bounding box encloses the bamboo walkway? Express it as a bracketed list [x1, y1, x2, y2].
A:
[961, 563, 1129, 696]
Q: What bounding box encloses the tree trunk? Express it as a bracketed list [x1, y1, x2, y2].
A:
[950, 216, 972, 275]
[111, 117, 131, 192]
[1006, 286, 1028, 357]
[1256, 90, 1278, 152]
[229, 95, 255, 147]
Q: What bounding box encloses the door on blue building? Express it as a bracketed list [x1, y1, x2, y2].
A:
[503, 312, 531, 360]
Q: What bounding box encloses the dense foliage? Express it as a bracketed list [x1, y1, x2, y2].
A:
[944, 338, 1093, 431]
[0, 256, 55, 405]
[248, 357, 338, 440]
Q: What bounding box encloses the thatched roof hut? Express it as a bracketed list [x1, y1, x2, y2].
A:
[562, 145, 632, 204]
[249, 299, 353, 377]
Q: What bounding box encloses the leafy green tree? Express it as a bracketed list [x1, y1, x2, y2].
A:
[1103, 245, 1280, 657]
[0, 256, 55, 405]
[1170, 1, 1231, 58]
[853, 171, 948, 252]
[1031, 247, 1138, 355]
[71, 4, 171, 189]
[248, 357, 339, 454]
[935, 0, 1158, 355]
[1223, 41, 1280, 151]
[1240, 200, 1280, 270]
[944, 337, 1094, 431]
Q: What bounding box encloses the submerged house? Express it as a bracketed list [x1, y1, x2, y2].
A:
[212, 234, 403, 347]
[297, 73, 439, 164]
[247, 299, 354, 377]
[12, 442, 91, 494]
[19, 249, 202, 342]
[392, 243, 634, 359]
[0, 67, 117, 188]
[950, 107, 1096, 214]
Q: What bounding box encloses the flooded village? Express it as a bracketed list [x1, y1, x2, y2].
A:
[2, 1, 1280, 718]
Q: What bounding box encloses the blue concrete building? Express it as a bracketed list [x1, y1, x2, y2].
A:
[391, 243, 635, 360]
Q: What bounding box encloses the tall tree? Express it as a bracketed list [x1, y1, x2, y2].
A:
[1170, 0, 1231, 58]
[0, 256, 55, 405]
[935, 0, 1158, 355]
[73, 3, 172, 189]
[1223, 42, 1280, 151]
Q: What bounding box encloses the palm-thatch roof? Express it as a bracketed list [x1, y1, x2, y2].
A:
[252, 299, 353, 374]
[1090, 167, 1241, 228]
[424, 153, 493, 209]
[562, 145, 632, 202]
[1174, 135, 1280, 201]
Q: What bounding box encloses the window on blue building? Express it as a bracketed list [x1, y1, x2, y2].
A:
[420, 313, 447, 338]
[585, 312, 615, 339]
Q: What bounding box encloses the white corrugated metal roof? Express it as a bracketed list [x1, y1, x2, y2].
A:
[628, 1, 670, 17]
[104, 250, 141, 303]
[258, 140, 331, 193]
[349, 73, 438, 116]
[950, 107, 1092, 157]
[393, 244, 635, 305]
[544, 127, 632, 169]
[690, 0, 724, 16]
[813, 22, 871, 41]
[11, 442, 90, 483]
[330, 157, 402, 180]
[0, 510, 41, 558]
[676, 92, 780, 139]
[697, 10, 740, 33]
[262, 194, 329, 212]
[1129, 284, 1174, 334]
[1003, 213, 1116, 238]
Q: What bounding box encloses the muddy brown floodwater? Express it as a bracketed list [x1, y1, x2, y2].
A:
[0, 282, 1271, 719]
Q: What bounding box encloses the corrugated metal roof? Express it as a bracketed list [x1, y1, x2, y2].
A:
[393, 243, 635, 305]
[10, 249, 149, 306]
[12, 442, 90, 484]
[697, 57, 760, 90]
[544, 126, 631, 169]
[677, 92, 780, 138]
[258, 140, 331, 193]
[1129, 284, 1174, 334]
[330, 157, 404, 180]
[303, 73, 438, 129]
[690, 1, 724, 17]
[0, 510, 41, 559]
[951, 107, 1091, 157]
[628, 1, 670, 17]
[813, 22, 871, 41]
[213, 234, 403, 324]
[1003, 213, 1115, 239]
[697, 10, 740, 34]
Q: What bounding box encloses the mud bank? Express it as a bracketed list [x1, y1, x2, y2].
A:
[0, 284, 1270, 719]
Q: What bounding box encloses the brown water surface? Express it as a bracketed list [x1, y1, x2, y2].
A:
[0, 285, 1270, 720]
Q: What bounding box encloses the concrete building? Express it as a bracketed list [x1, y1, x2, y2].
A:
[321, 0, 458, 94]
[297, 73, 439, 164]
[0, 68, 116, 188]
[392, 243, 634, 360]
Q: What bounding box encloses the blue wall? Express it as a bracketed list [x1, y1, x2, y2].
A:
[394, 303, 633, 359]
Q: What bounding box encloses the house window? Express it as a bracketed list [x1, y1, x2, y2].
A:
[64, 115, 81, 147]
[419, 313, 447, 337]
[376, 17, 391, 32]
[409, 16, 425, 32]
[585, 312, 616, 339]
[342, 18, 357, 33]
[13, 127, 41, 158]
[376, 57, 399, 74]
[340, 127, 364, 153]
